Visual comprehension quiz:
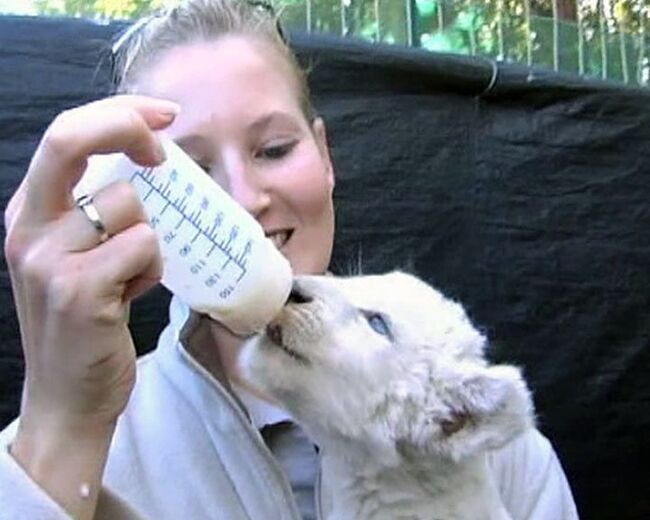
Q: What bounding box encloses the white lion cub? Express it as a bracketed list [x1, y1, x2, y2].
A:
[239, 271, 534, 520]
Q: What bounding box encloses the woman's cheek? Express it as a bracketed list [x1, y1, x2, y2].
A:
[282, 148, 333, 213]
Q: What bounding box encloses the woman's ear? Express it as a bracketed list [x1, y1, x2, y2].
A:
[311, 117, 335, 190]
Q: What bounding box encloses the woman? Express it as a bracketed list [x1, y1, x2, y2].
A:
[0, 1, 578, 519]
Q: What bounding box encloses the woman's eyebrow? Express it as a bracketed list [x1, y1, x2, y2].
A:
[247, 111, 301, 134]
[173, 134, 212, 163]
[173, 112, 302, 149]
[174, 133, 206, 150]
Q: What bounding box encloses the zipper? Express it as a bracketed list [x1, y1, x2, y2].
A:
[315, 452, 324, 520]
[176, 340, 303, 520]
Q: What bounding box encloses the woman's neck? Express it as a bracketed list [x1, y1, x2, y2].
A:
[201, 316, 280, 404]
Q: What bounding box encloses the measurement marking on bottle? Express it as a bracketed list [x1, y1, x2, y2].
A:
[131, 167, 252, 283]
[143, 186, 155, 202]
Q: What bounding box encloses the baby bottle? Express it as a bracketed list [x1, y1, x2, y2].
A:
[74, 137, 293, 335]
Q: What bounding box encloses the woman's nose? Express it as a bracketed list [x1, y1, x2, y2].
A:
[224, 164, 271, 217]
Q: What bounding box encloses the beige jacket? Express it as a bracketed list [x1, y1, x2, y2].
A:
[0, 296, 579, 520]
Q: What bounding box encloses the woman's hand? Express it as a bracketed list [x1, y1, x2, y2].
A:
[4, 95, 179, 519]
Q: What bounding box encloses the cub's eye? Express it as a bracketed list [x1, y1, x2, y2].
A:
[363, 311, 392, 338]
[256, 141, 296, 160]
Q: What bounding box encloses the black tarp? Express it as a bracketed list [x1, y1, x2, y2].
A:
[1, 15, 649, 520]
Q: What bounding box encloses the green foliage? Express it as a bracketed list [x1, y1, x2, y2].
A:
[34, 0, 167, 18]
[28, 0, 650, 85]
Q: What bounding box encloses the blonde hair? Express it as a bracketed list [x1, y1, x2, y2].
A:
[111, 0, 314, 119]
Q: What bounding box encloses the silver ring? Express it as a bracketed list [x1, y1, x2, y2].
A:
[76, 194, 109, 243]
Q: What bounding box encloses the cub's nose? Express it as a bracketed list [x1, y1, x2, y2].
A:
[287, 279, 313, 304]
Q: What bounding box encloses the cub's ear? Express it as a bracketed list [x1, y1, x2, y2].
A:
[392, 362, 535, 462]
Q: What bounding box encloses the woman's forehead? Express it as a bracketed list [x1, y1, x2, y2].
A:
[136, 36, 299, 104]
[135, 36, 305, 136]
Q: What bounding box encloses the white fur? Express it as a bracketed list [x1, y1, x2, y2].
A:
[240, 271, 535, 520]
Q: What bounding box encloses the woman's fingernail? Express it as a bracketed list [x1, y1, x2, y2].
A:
[156, 100, 181, 118]
[154, 142, 167, 163]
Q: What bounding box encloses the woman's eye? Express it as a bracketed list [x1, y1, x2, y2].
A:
[257, 141, 296, 160]
[364, 311, 392, 338]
